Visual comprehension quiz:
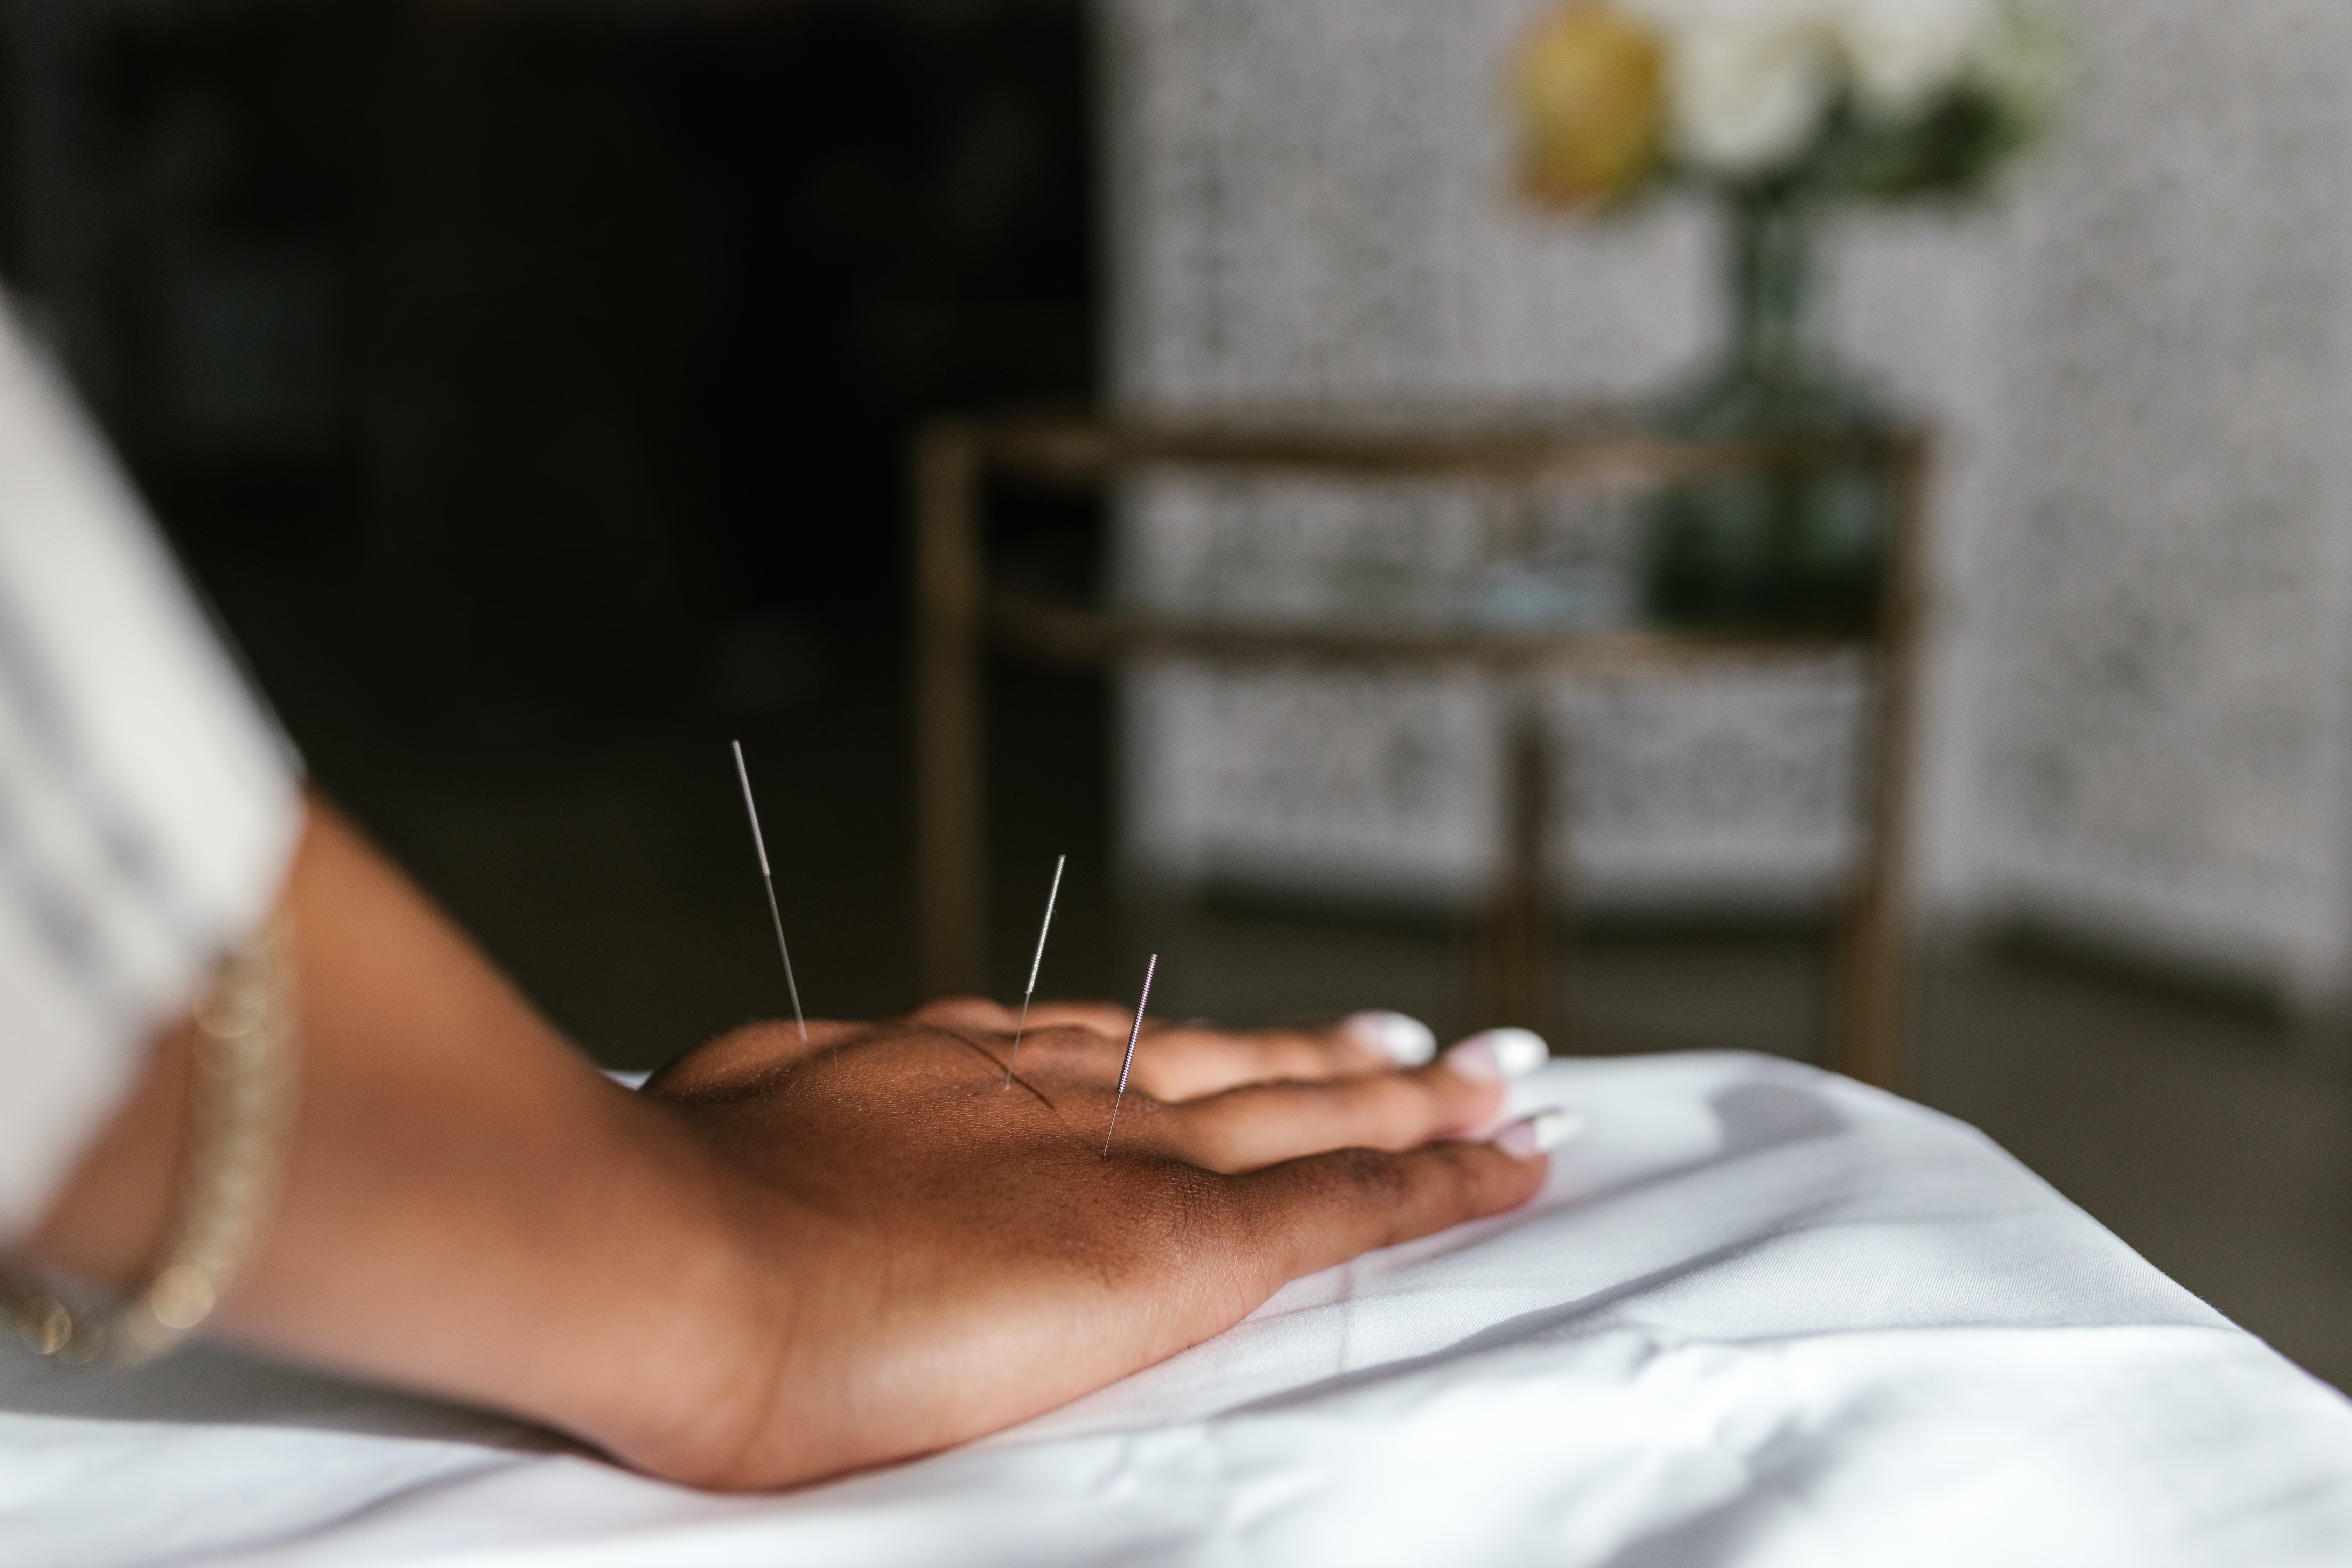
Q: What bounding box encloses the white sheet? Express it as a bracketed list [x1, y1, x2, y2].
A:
[9, 1051, 2352, 1567]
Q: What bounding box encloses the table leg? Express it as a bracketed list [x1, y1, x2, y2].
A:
[1476, 688, 1563, 1038]
[913, 419, 987, 999]
[1832, 438, 1929, 1090]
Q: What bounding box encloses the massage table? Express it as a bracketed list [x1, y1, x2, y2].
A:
[10, 1051, 2352, 1566]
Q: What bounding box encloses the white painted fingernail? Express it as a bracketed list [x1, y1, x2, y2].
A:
[1346, 1010, 1437, 1068]
[1494, 1108, 1582, 1159]
[1442, 1027, 1549, 1083]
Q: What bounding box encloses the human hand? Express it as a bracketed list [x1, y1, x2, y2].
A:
[20, 807, 1564, 1498]
[621, 1000, 1565, 1489]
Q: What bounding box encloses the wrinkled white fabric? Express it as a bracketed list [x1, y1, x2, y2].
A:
[7, 1051, 2350, 1567]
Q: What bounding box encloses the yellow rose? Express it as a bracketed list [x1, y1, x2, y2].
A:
[1509, 1, 1668, 210]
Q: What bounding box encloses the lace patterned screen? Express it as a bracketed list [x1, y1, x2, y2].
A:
[1103, 0, 2352, 1001]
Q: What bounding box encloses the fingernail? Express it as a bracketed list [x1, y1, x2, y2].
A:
[1441, 1027, 1550, 1083]
[1346, 1010, 1437, 1068]
[1493, 1108, 1582, 1159]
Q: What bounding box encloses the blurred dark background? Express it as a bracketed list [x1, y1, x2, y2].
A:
[5, 0, 2351, 1395]
[0, 0, 1117, 1060]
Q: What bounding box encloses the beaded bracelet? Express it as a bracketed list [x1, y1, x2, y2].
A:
[4, 915, 299, 1368]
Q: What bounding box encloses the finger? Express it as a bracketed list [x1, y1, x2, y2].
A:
[1016, 1001, 1428, 1063]
[1230, 1135, 1554, 1288]
[1130, 1010, 1440, 1100]
[1150, 1055, 1507, 1173]
[1007, 1011, 1422, 1097]
[1001, 1003, 1376, 1094]
[1016, 1000, 1331, 1057]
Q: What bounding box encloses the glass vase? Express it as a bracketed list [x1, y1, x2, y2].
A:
[1644, 194, 1894, 630]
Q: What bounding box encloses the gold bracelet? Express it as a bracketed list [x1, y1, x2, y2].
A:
[4, 914, 299, 1368]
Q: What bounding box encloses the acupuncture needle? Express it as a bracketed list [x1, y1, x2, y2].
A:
[1102, 953, 1157, 1158]
[730, 740, 806, 1042]
[1004, 854, 1066, 1087]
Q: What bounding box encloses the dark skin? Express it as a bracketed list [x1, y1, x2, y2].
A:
[24, 803, 1546, 1490]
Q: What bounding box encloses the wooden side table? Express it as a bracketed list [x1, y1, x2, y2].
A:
[911, 412, 1931, 1089]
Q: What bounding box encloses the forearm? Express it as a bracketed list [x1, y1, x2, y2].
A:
[25, 802, 770, 1465]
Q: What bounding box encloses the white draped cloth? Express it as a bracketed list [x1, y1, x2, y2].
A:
[10, 1051, 2352, 1567]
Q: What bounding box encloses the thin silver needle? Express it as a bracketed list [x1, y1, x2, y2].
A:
[1004, 854, 1066, 1087]
[731, 740, 806, 1042]
[1103, 953, 1157, 1158]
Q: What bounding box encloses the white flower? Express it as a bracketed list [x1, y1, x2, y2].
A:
[1840, 0, 1996, 116]
[1670, 12, 1836, 171]
[1626, 0, 1841, 173]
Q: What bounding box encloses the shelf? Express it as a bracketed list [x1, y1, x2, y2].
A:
[968, 410, 1923, 488]
[985, 589, 1869, 674]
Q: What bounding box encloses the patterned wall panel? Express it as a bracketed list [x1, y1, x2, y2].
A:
[1103, 0, 2352, 1000]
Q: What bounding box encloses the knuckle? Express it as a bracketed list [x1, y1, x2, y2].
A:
[1156, 1163, 1234, 1233]
[1426, 1140, 1483, 1190]
[908, 995, 999, 1026]
[1170, 1110, 1247, 1173]
[1026, 1022, 1111, 1064]
[1112, 1162, 1241, 1269]
[1316, 1028, 1372, 1066]
[1426, 1142, 1506, 1210]
[1274, 1032, 1338, 1073]
[1318, 1147, 1411, 1210]
[643, 1022, 800, 1098]
[1148, 1028, 1225, 1062]
[1339, 1075, 1429, 1141]
[1036, 1002, 1134, 1035]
